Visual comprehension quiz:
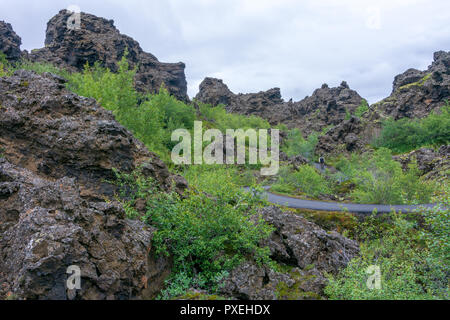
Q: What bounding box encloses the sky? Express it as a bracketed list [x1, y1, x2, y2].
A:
[1, 0, 449, 103]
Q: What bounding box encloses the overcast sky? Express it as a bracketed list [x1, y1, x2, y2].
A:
[1, 0, 449, 103]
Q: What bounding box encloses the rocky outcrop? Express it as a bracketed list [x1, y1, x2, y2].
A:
[0, 159, 171, 300]
[373, 51, 450, 120]
[195, 77, 292, 125]
[0, 21, 22, 62]
[220, 206, 359, 299]
[393, 145, 450, 182]
[315, 116, 365, 155]
[289, 82, 365, 135]
[0, 70, 187, 201]
[28, 10, 188, 101]
[0, 70, 188, 300]
[195, 78, 365, 136]
[317, 51, 450, 155]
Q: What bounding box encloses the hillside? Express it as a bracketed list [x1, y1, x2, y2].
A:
[0, 10, 448, 301]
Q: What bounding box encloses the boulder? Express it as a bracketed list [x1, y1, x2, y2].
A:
[221, 206, 359, 299]
[0, 70, 187, 200]
[0, 159, 171, 300]
[393, 146, 450, 181]
[315, 116, 364, 155]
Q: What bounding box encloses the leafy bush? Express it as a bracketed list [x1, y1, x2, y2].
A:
[373, 105, 450, 153]
[272, 165, 331, 198]
[14, 59, 69, 78]
[113, 167, 274, 299]
[282, 128, 319, 160]
[197, 102, 270, 132]
[67, 53, 196, 161]
[325, 199, 449, 300]
[335, 148, 435, 204]
[354, 99, 369, 118]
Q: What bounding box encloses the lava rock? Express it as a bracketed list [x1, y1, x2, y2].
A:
[0, 21, 22, 62]
[28, 10, 188, 101]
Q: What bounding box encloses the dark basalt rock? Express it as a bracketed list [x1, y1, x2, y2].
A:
[393, 146, 450, 182]
[0, 158, 171, 300]
[195, 78, 365, 136]
[28, 10, 189, 101]
[0, 70, 187, 201]
[373, 50, 450, 120]
[315, 116, 365, 155]
[220, 206, 359, 300]
[0, 21, 22, 62]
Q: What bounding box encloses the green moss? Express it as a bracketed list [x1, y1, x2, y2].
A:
[398, 73, 432, 90]
[275, 269, 322, 300]
[297, 209, 358, 237]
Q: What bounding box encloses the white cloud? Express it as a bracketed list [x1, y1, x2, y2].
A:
[1, 0, 449, 103]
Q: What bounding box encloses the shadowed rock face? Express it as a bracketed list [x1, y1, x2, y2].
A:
[0, 70, 187, 200]
[0, 159, 171, 300]
[0, 70, 188, 300]
[0, 21, 22, 62]
[195, 78, 365, 136]
[28, 10, 189, 101]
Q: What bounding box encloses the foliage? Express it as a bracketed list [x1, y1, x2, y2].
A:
[282, 128, 319, 160]
[14, 59, 70, 78]
[67, 53, 195, 162]
[112, 167, 274, 299]
[181, 164, 257, 191]
[197, 102, 270, 132]
[354, 99, 369, 118]
[272, 165, 331, 198]
[373, 105, 450, 153]
[325, 200, 449, 300]
[335, 148, 435, 204]
[0, 51, 10, 77]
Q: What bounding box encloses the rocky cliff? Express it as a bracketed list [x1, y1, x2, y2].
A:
[0, 69, 189, 299]
[24, 10, 189, 102]
[195, 78, 365, 136]
[316, 51, 450, 155]
[373, 50, 450, 120]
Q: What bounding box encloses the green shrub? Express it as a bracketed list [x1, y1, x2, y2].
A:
[272, 165, 331, 198]
[373, 105, 450, 153]
[0, 51, 11, 77]
[113, 167, 274, 299]
[336, 148, 435, 204]
[14, 59, 69, 78]
[355, 99, 369, 118]
[282, 128, 319, 160]
[67, 53, 196, 162]
[325, 200, 449, 300]
[197, 102, 270, 132]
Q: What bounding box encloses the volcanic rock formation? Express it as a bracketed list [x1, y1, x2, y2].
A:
[220, 206, 359, 299]
[28, 10, 189, 101]
[195, 78, 366, 136]
[0, 21, 22, 62]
